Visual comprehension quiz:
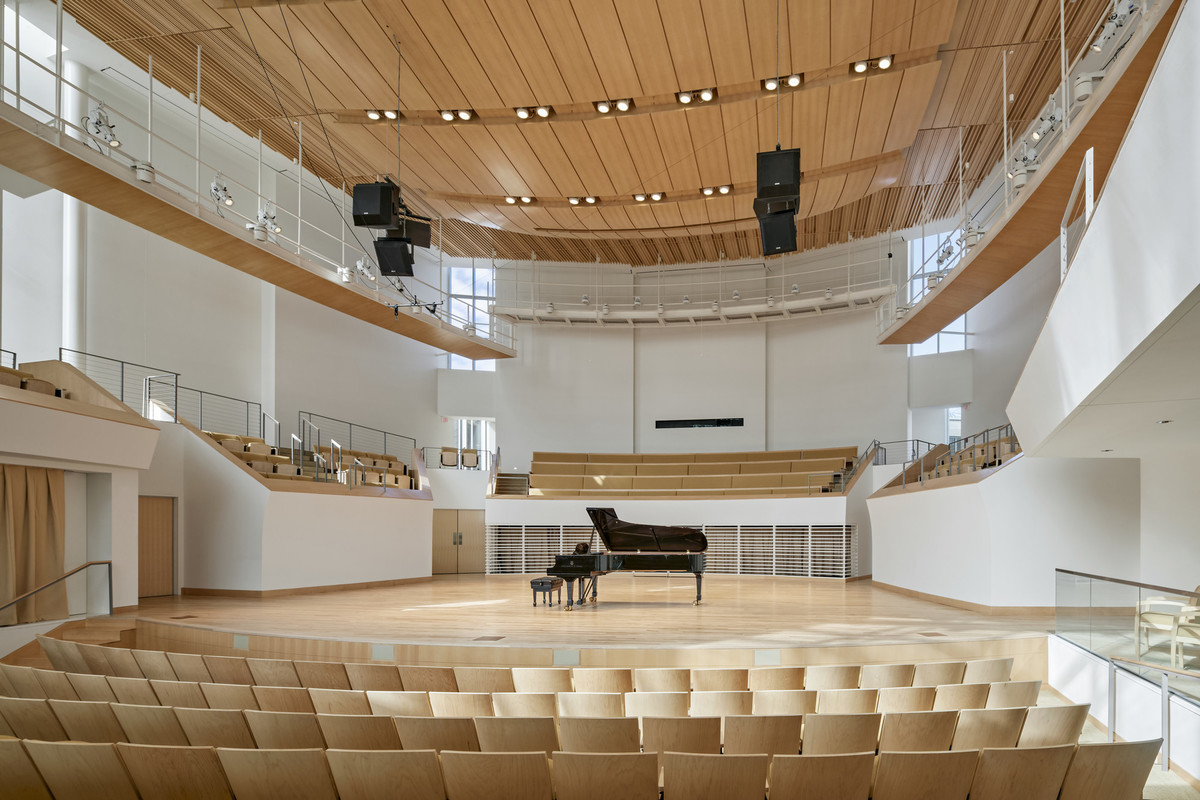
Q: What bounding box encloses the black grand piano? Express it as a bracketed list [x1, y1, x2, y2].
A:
[546, 507, 707, 610]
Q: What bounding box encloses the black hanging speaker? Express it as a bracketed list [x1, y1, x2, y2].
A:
[352, 182, 399, 228]
[759, 213, 797, 255]
[757, 147, 801, 197]
[374, 237, 415, 276]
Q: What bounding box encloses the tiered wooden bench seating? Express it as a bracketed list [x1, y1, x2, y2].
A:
[318, 446, 412, 489]
[201, 431, 413, 488]
[924, 437, 1021, 482]
[0, 364, 62, 397]
[528, 447, 858, 498]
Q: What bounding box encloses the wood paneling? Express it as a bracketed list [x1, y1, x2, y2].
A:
[457, 510, 486, 575]
[432, 510, 459, 575]
[138, 497, 174, 598]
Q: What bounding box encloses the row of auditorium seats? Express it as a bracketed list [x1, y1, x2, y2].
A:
[441, 447, 480, 469]
[203, 432, 413, 488]
[0, 365, 62, 398]
[0, 738, 1161, 800]
[924, 438, 1022, 482]
[527, 447, 858, 497]
[34, 638, 1015, 691]
[0, 696, 1086, 752]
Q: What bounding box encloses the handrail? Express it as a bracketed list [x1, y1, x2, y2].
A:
[262, 412, 280, 448]
[352, 457, 367, 488]
[1056, 568, 1197, 597]
[329, 438, 344, 477]
[1111, 656, 1200, 682]
[298, 410, 417, 465]
[1109, 655, 1177, 771]
[289, 433, 302, 468]
[299, 417, 321, 475]
[0, 561, 112, 616]
[142, 374, 179, 422]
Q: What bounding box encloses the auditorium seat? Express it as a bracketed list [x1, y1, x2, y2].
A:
[872, 749, 978, 800]
[804, 665, 862, 690]
[200, 682, 258, 710]
[393, 716, 480, 751]
[440, 750, 553, 800]
[0, 697, 70, 740]
[475, 716, 559, 755]
[860, 663, 916, 689]
[253, 685, 315, 713]
[429, 691, 494, 718]
[624, 691, 690, 719]
[1057, 739, 1162, 800]
[877, 687, 936, 713]
[748, 667, 805, 691]
[316, 713, 403, 750]
[912, 661, 967, 687]
[951, 707, 1028, 750]
[799, 712, 881, 754]
[557, 716, 641, 753]
[986, 680, 1042, 708]
[633, 668, 691, 693]
[107, 677, 160, 706]
[691, 668, 748, 692]
[454, 667, 515, 694]
[551, 751, 659, 800]
[557, 692, 623, 718]
[23, 740, 140, 800]
[65, 673, 117, 702]
[662, 751, 769, 800]
[47, 698, 128, 742]
[492, 692, 556, 718]
[243, 709, 326, 749]
[571, 667, 633, 694]
[752, 689, 818, 716]
[325, 748, 445, 800]
[877, 709, 958, 751]
[312, 688, 371, 715]
[766, 751, 874, 799]
[174, 707, 256, 748]
[1016, 704, 1090, 748]
[345, 663, 403, 692]
[816, 689, 878, 714]
[110, 703, 190, 745]
[115, 742, 232, 800]
[366, 690, 432, 717]
[217, 748, 337, 800]
[721, 714, 803, 759]
[967, 744, 1075, 800]
[932, 683, 990, 711]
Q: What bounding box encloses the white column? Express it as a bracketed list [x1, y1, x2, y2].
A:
[61, 60, 86, 352]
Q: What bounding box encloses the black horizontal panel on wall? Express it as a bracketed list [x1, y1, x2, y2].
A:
[655, 418, 745, 429]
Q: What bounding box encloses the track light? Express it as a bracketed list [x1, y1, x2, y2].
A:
[650, 192, 663, 201]
[456, 109, 472, 121]
[383, 110, 397, 120]
[440, 110, 455, 121]
[581, 293, 589, 305]
[535, 106, 551, 118]
[711, 301, 720, 312]
[791, 283, 799, 294]
[719, 185, 730, 194]
[786, 73, 801, 87]
[569, 197, 580, 205]
[825, 288, 833, 299]
[702, 187, 714, 196]
[763, 77, 779, 91]
[615, 99, 632, 112]
[699, 88, 715, 102]
[546, 301, 554, 312]
[355, 257, 376, 282]
[682, 295, 691, 304]
[877, 55, 893, 69]
[521, 196, 532, 203]
[337, 265, 352, 283]
[366, 110, 382, 120]
[634, 296, 642, 306]
[657, 302, 664, 314]
[732, 289, 740, 300]
[515, 107, 531, 119]
[853, 61, 868, 73]
[595, 100, 611, 114]
[585, 196, 596, 204]
[601, 303, 610, 315]
[677, 91, 693, 104]
[86, 102, 121, 148]
[634, 193, 647, 202]
[248, 203, 282, 240]
[505, 197, 516, 204]
[767, 295, 775, 307]
[210, 173, 234, 208]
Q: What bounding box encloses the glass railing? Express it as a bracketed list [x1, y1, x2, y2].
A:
[1056, 569, 1200, 699]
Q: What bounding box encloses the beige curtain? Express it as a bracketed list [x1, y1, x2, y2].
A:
[0, 466, 67, 626]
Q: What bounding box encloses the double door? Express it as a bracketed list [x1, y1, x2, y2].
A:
[432, 509, 486, 574]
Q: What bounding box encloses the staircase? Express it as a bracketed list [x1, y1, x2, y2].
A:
[494, 473, 530, 496]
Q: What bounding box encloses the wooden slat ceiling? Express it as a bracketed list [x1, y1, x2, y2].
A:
[62, 0, 1110, 266]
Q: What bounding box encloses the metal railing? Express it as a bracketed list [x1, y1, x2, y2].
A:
[874, 440, 938, 466]
[0, 1, 514, 351]
[298, 411, 416, 466]
[0, 348, 15, 369]
[949, 422, 1017, 457]
[0, 561, 112, 625]
[261, 412, 280, 449]
[895, 424, 1018, 487]
[158, 383, 262, 437]
[423, 446, 493, 471]
[1061, 147, 1096, 281]
[299, 417, 322, 477]
[878, 0, 1163, 335]
[60, 348, 178, 421]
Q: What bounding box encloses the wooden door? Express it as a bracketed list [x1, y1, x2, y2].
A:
[457, 510, 486, 574]
[137, 496, 174, 597]
[432, 510, 459, 574]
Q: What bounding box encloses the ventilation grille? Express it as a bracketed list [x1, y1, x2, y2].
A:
[486, 524, 858, 578]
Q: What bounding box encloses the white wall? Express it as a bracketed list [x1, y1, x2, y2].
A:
[1140, 451, 1200, 590]
[909, 350, 973, 408]
[1, 189, 63, 361]
[487, 495, 849, 528]
[427, 468, 490, 510]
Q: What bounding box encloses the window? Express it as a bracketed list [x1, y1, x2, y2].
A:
[446, 262, 496, 371]
[456, 418, 494, 453]
[946, 406, 962, 444]
[909, 313, 970, 357]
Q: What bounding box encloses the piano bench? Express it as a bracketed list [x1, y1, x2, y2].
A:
[531, 577, 564, 607]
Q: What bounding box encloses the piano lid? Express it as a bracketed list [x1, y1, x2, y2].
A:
[586, 507, 707, 553]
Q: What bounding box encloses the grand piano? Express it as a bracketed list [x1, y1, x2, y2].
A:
[546, 507, 707, 610]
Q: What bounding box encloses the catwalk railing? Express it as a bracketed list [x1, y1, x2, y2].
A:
[487, 524, 859, 578]
[59, 347, 178, 421]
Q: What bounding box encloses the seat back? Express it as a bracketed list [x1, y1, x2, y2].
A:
[912, 661, 967, 687]
[800, 713, 881, 755]
[107, 677, 159, 706]
[557, 715, 641, 753]
[132, 650, 178, 681]
[691, 668, 749, 692]
[967, 744, 1075, 800]
[316, 713, 403, 750]
[805, 665, 862, 690]
[393, 716, 480, 752]
[767, 752, 874, 799]
[366, 690, 433, 717]
[475, 716, 559, 755]
[951, 707, 1027, 750]
[0, 738, 52, 799]
[0, 696, 69, 740]
[246, 659, 302, 688]
[430, 691, 494, 718]
[243, 709, 325, 749]
[493, 692, 556, 718]
[512, 668, 573, 694]
[557, 692, 623, 718]
[624, 691, 689, 718]
[293, 661, 351, 690]
[103, 648, 146, 680]
[632, 668, 691, 693]
[310, 688, 371, 715]
[202, 656, 253, 686]
[252, 686, 315, 713]
[722, 714, 803, 756]
[1058, 739, 1162, 800]
[66, 673, 118, 703]
[751, 689, 818, 716]
[932, 683, 990, 711]
[110, 702, 189, 745]
[662, 752, 769, 800]
[642, 715, 721, 770]
[453, 667, 515, 694]
[33, 668, 79, 700]
[877, 710, 959, 752]
[817, 689, 878, 714]
[439, 750, 553, 800]
[216, 748, 337, 800]
[344, 663, 403, 691]
[963, 658, 1014, 684]
[115, 743, 232, 800]
[1017, 704, 1090, 747]
[398, 666, 457, 693]
[550, 751, 659, 800]
[200, 682, 259, 710]
[877, 687, 936, 713]
[571, 668, 633, 694]
[166, 653, 213, 684]
[986, 680, 1042, 709]
[325, 748, 445, 800]
[48, 698, 128, 742]
[174, 707, 256, 748]
[150, 680, 209, 709]
[872, 749, 979, 800]
[23, 740, 139, 800]
[860, 664, 916, 689]
[748, 667, 805, 691]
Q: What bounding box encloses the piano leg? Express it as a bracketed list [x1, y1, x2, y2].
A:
[565, 579, 575, 611]
[591, 577, 598, 605]
[693, 572, 703, 605]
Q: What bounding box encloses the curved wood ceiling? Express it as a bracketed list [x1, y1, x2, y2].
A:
[64, 0, 1108, 265]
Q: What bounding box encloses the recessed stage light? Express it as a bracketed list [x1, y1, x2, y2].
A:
[682, 295, 691, 304]
[366, 110, 382, 120]
[711, 301, 720, 312]
[877, 55, 893, 70]
[650, 192, 663, 201]
[615, 99, 632, 112]
[677, 91, 693, 104]
[699, 88, 715, 102]
[853, 61, 868, 73]
[595, 100, 611, 114]
[535, 106, 551, 118]
[763, 77, 779, 91]
[585, 196, 596, 204]
[718, 185, 730, 194]
[515, 107, 531, 119]
[634, 193, 646, 202]
[569, 197, 580, 205]
[383, 110, 397, 120]
[520, 196, 532, 203]
[1157, 419, 1174, 424]
[457, 109, 472, 121]
[702, 187, 714, 196]
[505, 197, 516, 204]
[440, 110, 456, 121]
[787, 74, 801, 87]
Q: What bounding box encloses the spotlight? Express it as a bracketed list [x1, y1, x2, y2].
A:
[569, 197, 580, 205]
[601, 303, 610, 315]
[505, 197, 516, 204]
[634, 296, 642, 306]
[682, 295, 691, 304]
[699, 88, 715, 102]
[732, 289, 740, 300]
[767, 295, 775, 307]
[877, 55, 893, 69]
[259, 203, 281, 234]
[515, 107, 531, 119]
[615, 99, 632, 112]
[86, 102, 121, 148]
[711, 301, 720, 312]
[535, 106, 551, 118]
[718, 185, 730, 194]
[650, 192, 663, 201]
[657, 302, 664, 314]
[355, 257, 376, 282]
[1157, 419, 1174, 425]
[791, 283, 799, 294]
[595, 100, 611, 114]
[854, 61, 868, 73]
[825, 288, 833, 299]
[677, 91, 693, 104]
[581, 293, 589, 305]
[337, 265, 352, 283]
[634, 193, 647, 202]
[366, 109, 382, 120]
[702, 187, 714, 196]
[440, 110, 456, 121]
[786, 73, 801, 87]
[763, 77, 779, 91]
[546, 301, 554, 312]
[456, 109, 472, 121]
[585, 196, 596, 204]
[210, 173, 234, 207]
[383, 110, 397, 120]
[521, 196, 532, 203]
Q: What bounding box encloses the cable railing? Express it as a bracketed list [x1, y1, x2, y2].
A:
[0, 561, 112, 627]
[0, 0, 515, 351]
[894, 424, 1019, 488]
[878, 0, 1164, 335]
[298, 411, 416, 466]
[0, 348, 15, 369]
[59, 348, 178, 421]
[150, 382, 263, 438]
[873, 439, 938, 466]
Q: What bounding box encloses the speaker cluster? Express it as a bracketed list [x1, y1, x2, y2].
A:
[753, 148, 801, 255]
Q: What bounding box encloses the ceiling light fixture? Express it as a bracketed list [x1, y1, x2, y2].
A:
[585, 196, 596, 204]
[210, 173, 234, 207]
[786, 73, 801, 87]
[682, 295, 691, 304]
[569, 197, 580, 205]
[634, 296, 642, 306]
[85, 102, 121, 148]
[657, 302, 664, 314]
[355, 257, 376, 282]
[535, 106, 551, 118]
[711, 301, 720, 312]
[601, 303, 610, 315]
[515, 107, 531, 119]
[383, 110, 397, 120]
[853, 61, 868, 73]
[650, 192, 663, 201]
[825, 288, 833, 299]
[1157, 419, 1174, 425]
[791, 283, 799, 294]
[677, 91, 693, 104]
[699, 88, 715, 102]
[634, 193, 647, 202]
[440, 110, 456, 121]
[456, 109, 472, 121]
[546, 301, 554, 312]
[877, 55, 893, 69]
[719, 185, 730, 194]
[581, 293, 589, 305]
[702, 187, 714, 196]
[520, 196, 532, 203]
[732, 289, 740, 300]
[505, 196, 516, 204]
[366, 109, 382, 121]
[595, 100, 611, 114]
[615, 99, 632, 112]
[767, 295, 775, 307]
[764, 77, 779, 91]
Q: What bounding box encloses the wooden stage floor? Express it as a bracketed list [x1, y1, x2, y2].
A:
[129, 575, 1051, 652]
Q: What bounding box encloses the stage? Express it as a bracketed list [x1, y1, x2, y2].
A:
[120, 575, 1052, 676]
